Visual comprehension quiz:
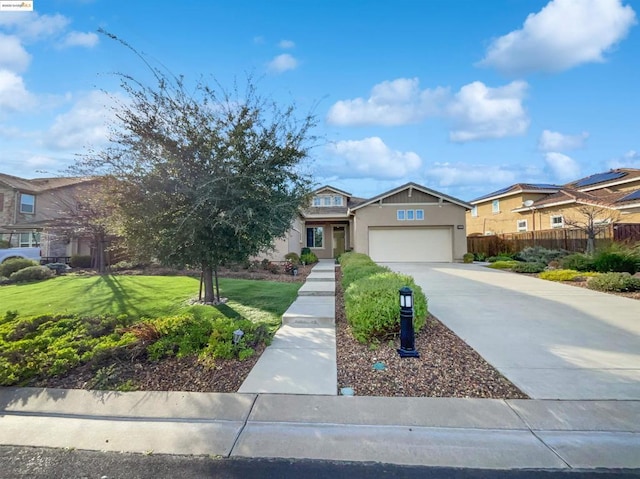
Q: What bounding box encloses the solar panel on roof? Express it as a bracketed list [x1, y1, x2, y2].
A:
[529, 183, 561, 189]
[472, 185, 514, 202]
[575, 171, 626, 187]
[618, 190, 640, 202]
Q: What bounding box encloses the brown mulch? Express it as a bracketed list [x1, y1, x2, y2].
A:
[334, 269, 528, 398]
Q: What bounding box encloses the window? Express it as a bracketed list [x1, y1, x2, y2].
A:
[406, 209, 415, 220]
[20, 193, 35, 214]
[306, 226, 323, 248]
[517, 220, 528, 232]
[313, 197, 321, 207]
[19, 232, 40, 247]
[416, 209, 424, 220]
[396, 210, 405, 220]
[471, 205, 478, 217]
[551, 215, 564, 229]
[323, 196, 331, 206]
[333, 196, 343, 206]
[492, 199, 500, 213]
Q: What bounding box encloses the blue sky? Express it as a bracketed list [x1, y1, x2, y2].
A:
[1, 0, 638, 202]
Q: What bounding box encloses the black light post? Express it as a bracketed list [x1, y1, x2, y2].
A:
[397, 286, 419, 358]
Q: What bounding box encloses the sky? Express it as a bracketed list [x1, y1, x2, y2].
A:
[0, 0, 639, 202]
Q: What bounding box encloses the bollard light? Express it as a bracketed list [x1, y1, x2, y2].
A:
[232, 329, 244, 344]
[397, 286, 419, 358]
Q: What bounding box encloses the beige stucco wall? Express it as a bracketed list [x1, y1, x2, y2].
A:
[353, 202, 468, 261]
[467, 193, 550, 235]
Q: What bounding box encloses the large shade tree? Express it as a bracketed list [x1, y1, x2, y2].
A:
[76, 33, 316, 302]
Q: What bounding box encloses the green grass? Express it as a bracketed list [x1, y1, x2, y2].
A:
[0, 275, 300, 323]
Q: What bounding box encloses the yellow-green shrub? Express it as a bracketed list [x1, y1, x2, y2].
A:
[538, 269, 599, 282]
[487, 260, 520, 269]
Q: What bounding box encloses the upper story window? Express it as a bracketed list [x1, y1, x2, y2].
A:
[415, 209, 424, 220]
[471, 205, 478, 217]
[313, 194, 344, 207]
[492, 199, 500, 214]
[20, 193, 35, 214]
[551, 215, 564, 229]
[397, 210, 405, 221]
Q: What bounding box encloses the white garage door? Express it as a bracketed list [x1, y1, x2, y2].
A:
[369, 228, 452, 262]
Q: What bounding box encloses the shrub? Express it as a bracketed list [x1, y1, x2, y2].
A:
[591, 251, 638, 274]
[267, 262, 280, 274]
[339, 252, 389, 290]
[539, 269, 584, 282]
[301, 247, 311, 256]
[515, 246, 568, 265]
[9, 266, 55, 283]
[486, 255, 513, 263]
[300, 252, 318, 265]
[462, 253, 474, 263]
[511, 262, 546, 274]
[344, 272, 428, 343]
[0, 239, 10, 249]
[487, 260, 520, 269]
[0, 258, 36, 277]
[560, 253, 594, 272]
[70, 255, 92, 268]
[587, 272, 640, 292]
[0, 276, 10, 285]
[473, 252, 487, 262]
[284, 252, 300, 264]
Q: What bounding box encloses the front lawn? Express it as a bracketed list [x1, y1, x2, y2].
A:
[0, 275, 300, 387]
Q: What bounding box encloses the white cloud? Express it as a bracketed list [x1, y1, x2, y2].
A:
[278, 39, 295, 49]
[608, 150, 640, 168]
[446, 81, 529, 142]
[0, 12, 69, 42]
[0, 34, 31, 73]
[25, 155, 58, 168]
[538, 130, 589, 151]
[424, 162, 519, 187]
[59, 31, 99, 49]
[267, 53, 298, 73]
[44, 90, 117, 150]
[324, 137, 422, 180]
[0, 69, 35, 115]
[326, 78, 448, 126]
[479, 0, 637, 75]
[545, 152, 581, 180]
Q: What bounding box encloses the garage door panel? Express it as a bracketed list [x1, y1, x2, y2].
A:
[369, 228, 452, 262]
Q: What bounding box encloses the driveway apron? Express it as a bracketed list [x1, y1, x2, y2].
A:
[382, 263, 640, 400]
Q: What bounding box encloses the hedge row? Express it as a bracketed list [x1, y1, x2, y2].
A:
[339, 252, 428, 343]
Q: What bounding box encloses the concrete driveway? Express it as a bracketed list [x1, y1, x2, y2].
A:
[383, 263, 640, 400]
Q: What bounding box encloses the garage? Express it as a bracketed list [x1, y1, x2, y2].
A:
[368, 227, 453, 262]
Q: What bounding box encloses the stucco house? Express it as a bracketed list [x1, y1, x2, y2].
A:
[467, 168, 640, 235]
[269, 182, 471, 262]
[0, 173, 97, 260]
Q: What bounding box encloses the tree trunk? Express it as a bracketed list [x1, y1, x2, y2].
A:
[586, 234, 596, 256]
[202, 262, 215, 303]
[214, 266, 220, 303]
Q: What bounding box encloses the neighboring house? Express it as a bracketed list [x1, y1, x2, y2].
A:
[0, 173, 96, 260]
[467, 168, 640, 235]
[269, 182, 471, 263]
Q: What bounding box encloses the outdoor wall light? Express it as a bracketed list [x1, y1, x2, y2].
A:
[232, 329, 245, 344]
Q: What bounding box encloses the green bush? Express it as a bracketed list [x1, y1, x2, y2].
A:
[515, 246, 568, 264]
[301, 247, 311, 256]
[538, 269, 600, 282]
[339, 252, 389, 290]
[560, 253, 594, 272]
[473, 252, 487, 261]
[0, 258, 36, 277]
[591, 251, 638, 274]
[0, 240, 10, 248]
[462, 253, 474, 263]
[300, 252, 318, 265]
[487, 260, 520, 269]
[486, 255, 513, 263]
[284, 252, 300, 264]
[344, 272, 428, 343]
[511, 262, 546, 273]
[587, 272, 640, 292]
[0, 276, 10, 285]
[9, 266, 55, 283]
[70, 255, 92, 268]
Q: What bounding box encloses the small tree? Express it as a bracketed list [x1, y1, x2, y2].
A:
[74, 32, 316, 302]
[563, 205, 620, 255]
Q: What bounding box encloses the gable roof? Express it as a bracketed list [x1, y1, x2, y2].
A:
[511, 186, 640, 212]
[351, 182, 471, 211]
[0, 173, 95, 193]
[312, 185, 352, 197]
[564, 168, 640, 191]
[470, 183, 562, 204]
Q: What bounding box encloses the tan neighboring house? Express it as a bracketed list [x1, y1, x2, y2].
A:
[269, 182, 471, 262]
[467, 168, 640, 235]
[0, 173, 96, 260]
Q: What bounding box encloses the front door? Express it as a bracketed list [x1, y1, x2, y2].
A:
[332, 227, 345, 258]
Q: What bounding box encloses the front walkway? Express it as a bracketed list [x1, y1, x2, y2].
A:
[238, 260, 337, 395]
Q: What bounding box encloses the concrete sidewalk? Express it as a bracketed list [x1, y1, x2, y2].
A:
[1, 387, 639, 469]
[238, 260, 337, 395]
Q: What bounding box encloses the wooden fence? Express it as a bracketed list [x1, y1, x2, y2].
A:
[467, 223, 640, 257]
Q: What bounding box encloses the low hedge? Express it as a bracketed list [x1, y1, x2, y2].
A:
[9, 265, 55, 283]
[538, 269, 599, 282]
[587, 272, 640, 292]
[344, 271, 427, 343]
[0, 258, 36, 277]
[511, 262, 546, 274]
[487, 260, 520, 270]
[339, 252, 389, 290]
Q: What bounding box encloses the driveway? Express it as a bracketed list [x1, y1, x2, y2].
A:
[383, 263, 640, 400]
